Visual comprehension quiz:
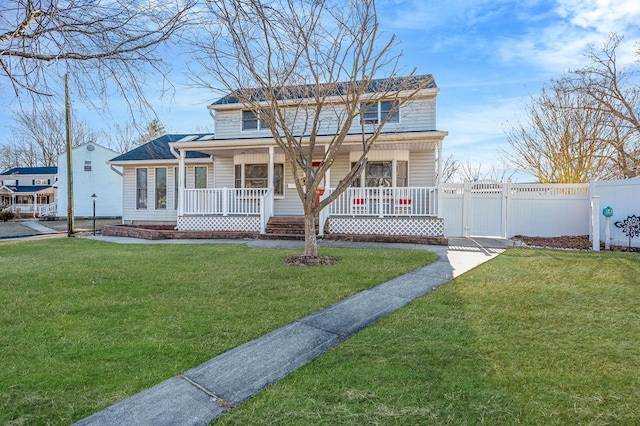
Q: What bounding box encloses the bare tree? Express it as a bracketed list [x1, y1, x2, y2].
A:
[111, 118, 166, 153]
[0, 0, 194, 116]
[458, 159, 485, 182]
[560, 34, 640, 177]
[438, 155, 460, 183]
[4, 105, 100, 169]
[505, 81, 619, 183]
[191, 0, 433, 257]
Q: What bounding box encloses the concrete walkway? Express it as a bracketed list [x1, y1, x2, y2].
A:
[17, 220, 61, 234]
[74, 236, 510, 425]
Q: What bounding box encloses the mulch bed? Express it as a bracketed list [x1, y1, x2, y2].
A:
[513, 235, 639, 252]
[282, 255, 338, 266]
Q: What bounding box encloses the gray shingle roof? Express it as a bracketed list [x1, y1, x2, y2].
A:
[109, 134, 212, 162]
[1, 167, 58, 175]
[212, 74, 436, 105]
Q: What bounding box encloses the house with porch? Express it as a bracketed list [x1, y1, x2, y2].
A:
[107, 75, 448, 241]
[0, 167, 57, 217]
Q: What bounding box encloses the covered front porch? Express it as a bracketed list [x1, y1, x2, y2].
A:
[0, 186, 55, 217]
[170, 131, 446, 239]
[176, 185, 444, 239]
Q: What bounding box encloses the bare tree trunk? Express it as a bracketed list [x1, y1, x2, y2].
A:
[303, 207, 318, 256]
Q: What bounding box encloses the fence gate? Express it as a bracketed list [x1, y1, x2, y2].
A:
[465, 180, 504, 237]
[441, 181, 592, 238]
[442, 180, 504, 237]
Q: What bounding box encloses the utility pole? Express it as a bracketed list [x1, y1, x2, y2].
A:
[65, 74, 74, 237]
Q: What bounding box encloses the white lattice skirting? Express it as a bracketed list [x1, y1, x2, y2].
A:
[177, 216, 261, 232]
[327, 217, 444, 237]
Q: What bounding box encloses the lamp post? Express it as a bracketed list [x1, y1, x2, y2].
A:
[91, 193, 97, 236]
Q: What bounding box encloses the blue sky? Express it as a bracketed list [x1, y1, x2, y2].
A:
[2, 0, 640, 181]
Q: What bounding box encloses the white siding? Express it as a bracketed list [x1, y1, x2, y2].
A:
[274, 161, 303, 216]
[214, 156, 235, 187]
[57, 143, 122, 217]
[122, 161, 213, 224]
[212, 97, 437, 140]
[409, 151, 435, 186]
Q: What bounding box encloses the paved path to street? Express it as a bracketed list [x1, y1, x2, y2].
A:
[18, 220, 61, 234]
[73, 235, 511, 425]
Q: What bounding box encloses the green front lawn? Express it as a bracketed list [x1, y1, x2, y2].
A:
[0, 239, 435, 425]
[215, 248, 640, 425]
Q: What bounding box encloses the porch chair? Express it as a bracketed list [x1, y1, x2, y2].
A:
[394, 189, 412, 215]
[350, 197, 368, 215]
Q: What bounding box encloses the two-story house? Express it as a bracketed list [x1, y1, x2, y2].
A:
[107, 75, 448, 240]
[0, 167, 57, 216]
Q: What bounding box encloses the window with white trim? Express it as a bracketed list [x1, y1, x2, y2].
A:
[234, 163, 284, 195]
[84, 161, 92, 171]
[155, 168, 167, 209]
[195, 166, 207, 188]
[242, 110, 267, 131]
[360, 101, 400, 125]
[136, 168, 147, 209]
[351, 160, 408, 187]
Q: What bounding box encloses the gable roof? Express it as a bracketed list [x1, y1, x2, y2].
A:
[109, 134, 213, 162]
[212, 74, 436, 106]
[1, 166, 58, 176]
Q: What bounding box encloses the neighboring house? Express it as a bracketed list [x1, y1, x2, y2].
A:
[55, 142, 123, 217]
[0, 167, 57, 216]
[108, 75, 448, 239]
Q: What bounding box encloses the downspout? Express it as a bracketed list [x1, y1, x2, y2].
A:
[109, 164, 123, 176]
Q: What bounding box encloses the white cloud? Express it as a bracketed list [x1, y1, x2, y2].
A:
[496, 0, 640, 73]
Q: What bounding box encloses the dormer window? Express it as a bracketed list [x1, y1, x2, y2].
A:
[360, 101, 400, 125]
[242, 110, 267, 131]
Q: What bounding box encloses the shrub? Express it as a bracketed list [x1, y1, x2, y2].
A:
[0, 210, 15, 222]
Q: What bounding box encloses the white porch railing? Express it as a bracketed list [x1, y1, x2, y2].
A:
[182, 188, 271, 216]
[328, 187, 438, 217]
[39, 202, 57, 217]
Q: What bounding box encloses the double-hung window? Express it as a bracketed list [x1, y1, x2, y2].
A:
[351, 160, 408, 187]
[195, 167, 207, 189]
[242, 110, 267, 131]
[136, 168, 147, 209]
[360, 101, 400, 125]
[155, 168, 167, 209]
[235, 163, 284, 196]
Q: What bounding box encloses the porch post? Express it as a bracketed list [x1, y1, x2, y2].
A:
[437, 140, 444, 219]
[32, 192, 36, 217]
[178, 149, 185, 216]
[269, 146, 274, 188]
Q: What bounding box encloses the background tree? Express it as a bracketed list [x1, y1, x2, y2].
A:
[505, 81, 618, 183]
[111, 119, 166, 153]
[438, 155, 460, 183]
[560, 34, 640, 177]
[0, 0, 193, 114]
[190, 0, 433, 257]
[2, 105, 100, 170]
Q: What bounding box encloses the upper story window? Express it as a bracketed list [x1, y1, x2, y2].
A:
[84, 161, 92, 171]
[242, 110, 267, 131]
[360, 101, 400, 125]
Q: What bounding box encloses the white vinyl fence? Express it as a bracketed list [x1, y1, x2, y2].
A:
[441, 179, 640, 248]
[593, 179, 640, 248]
